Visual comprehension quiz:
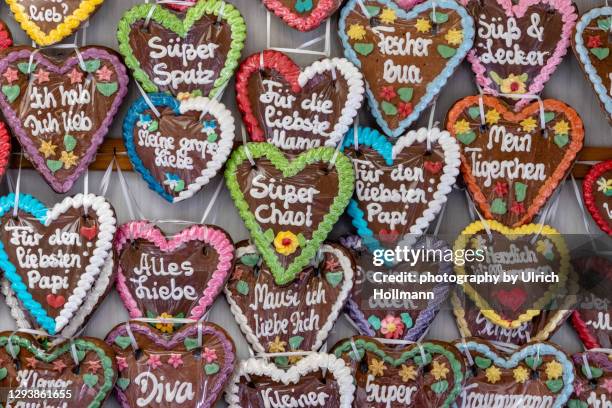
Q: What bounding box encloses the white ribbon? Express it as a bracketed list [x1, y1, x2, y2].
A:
[134, 81, 161, 118]
[200, 179, 224, 224]
[116, 162, 144, 221]
[12, 154, 22, 219]
[266, 12, 331, 57]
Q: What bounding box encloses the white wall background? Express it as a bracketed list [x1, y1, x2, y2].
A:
[0, 0, 610, 406]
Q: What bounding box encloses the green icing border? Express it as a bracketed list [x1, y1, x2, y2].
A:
[333, 339, 464, 408]
[224, 143, 355, 285]
[116, 0, 246, 97]
[0, 335, 115, 408]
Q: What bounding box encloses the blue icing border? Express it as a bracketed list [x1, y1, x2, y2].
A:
[455, 341, 575, 408]
[122, 93, 182, 203]
[339, 0, 475, 138]
[341, 127, 394, 254]
[0, 194, 55, 334]
[574, 7, 612, 120]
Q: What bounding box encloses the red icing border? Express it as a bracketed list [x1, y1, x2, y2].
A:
[583, 160, 612, 235]
[0, 122, 11, 183]
[263, 0, 340, 31]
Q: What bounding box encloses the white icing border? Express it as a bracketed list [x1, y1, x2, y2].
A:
[298, 58, 364, 149]
[225, 244, 354, 354]
[1, 193, 116, 335]
[174, 96, 235, 203]
[224, 353, 355, 408]
[393, 127, 461, 248]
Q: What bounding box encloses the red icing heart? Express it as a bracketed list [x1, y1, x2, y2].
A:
[263, 0, 343, 32]
[80, 225, 97, 241]
[424, 160, 444, 174]
[379, 229, 400, 244]
[583, 160, 612, 235]
[46, 294, 66, 309]
[496, 288, 527, 312]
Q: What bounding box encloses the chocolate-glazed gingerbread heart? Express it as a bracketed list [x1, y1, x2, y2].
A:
[455, 338, 574, 408]
[447, 95, 584, 227]
[343, 126, 460, 251]
[0, 331, 117, 408]
[341, 235, 452, 342]
[117, 1, 246, 98]
[454, 220, 570, 329]
[583, 160, 612, 236]
[339, 0, 475, 137]
[0, 45, 128, 193]
[236, 50, 364, 154]
[114, 221, 234, 322]
[0, 193, 116, 336]
[225, 353, 355, 407]
[263, 0, 343, 31]
[333, 336, 465, 407]
[106, 321, 235, 408]
[569, 351, 612, 407]
[462, 0, 577, 109]
[225, 241, 354, 360]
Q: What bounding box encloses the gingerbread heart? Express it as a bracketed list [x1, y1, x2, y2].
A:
[5, 0, 104, 46]
[583, 160, 612, 235]
[571, 256, 612, 349]
[117, 0, 246, 99]
[341, 235, 452, 342]
[455, 338, 574, 407]
[569, 351, 612, 407]
[106, 321, 235, 408]
[114, 221, 234, 322]
[263, 0, 343, 31]
[447, 95, 584, 227]
[342, 126, 460, 252]
[454, 220, 570, 329]
[236, 50, 364, 154]
[225, 241, 354, 360]
[573, 7, 612, 123]
[123, 94, 235, 203]
[0, 331, 116, 408]
[333, 336, 465, 407]
[0, 193, 116, 336]
[339, 0, 475, 137]
[225, 353, 355, 407]
[0, 46, 128, 193]
[224, 142, 355, 285]
[461, 0, 577, 109]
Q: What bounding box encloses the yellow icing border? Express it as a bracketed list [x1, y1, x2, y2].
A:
[6, 0, 104, 46]
[453, 220, 570, 329]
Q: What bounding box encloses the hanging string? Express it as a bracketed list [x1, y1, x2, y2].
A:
[69, 339, 81, 366]
[432, 201, 447, 236]
[426, 99, 438, 153]
[356, 0, 372, 18]
[125, 321, 139, 351]
[582, 353, 593, 379]
[353, 116, 359, 151]
[327, 133, 345, 170]
[240, 123, 256, 167]
[200, 179, 224, 224]
[134, 81, 161, 118]
[116, 159, 145, 221]
[83, 170, 89, 216]
[266, 12, 331, 57]
[144, 4, 157, 29]
[463, 189, 493, 241]
[12, 154, 22, 219]
[98, 156, 117, 197]
[460, 337, 474, 367]
[570, 173, 598, 251]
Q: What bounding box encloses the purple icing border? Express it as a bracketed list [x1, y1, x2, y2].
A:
[0, 48, 129, 193]
[342, 236, 453, 341]
[105, 321, 235, 408]
[573, 351, 612, 372]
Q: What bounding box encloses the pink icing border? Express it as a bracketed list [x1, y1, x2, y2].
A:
[114, 221, 234, 319]
[263, 0, 340, 31]
[462, 0, 577, 110]
[395, 0, 425, 9]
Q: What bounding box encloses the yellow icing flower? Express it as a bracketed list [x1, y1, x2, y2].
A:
[369, 358, 386, 377]
[485, 109, 501, 125]
[536, 239, 553, 256]
[274, 231, 300, 256]
[347, 24, 367, 40]
[415, 18, 432, 33]
[399, 364, 417, 382]
[177, 92, 192, 101]
[288, 355, 303, 364]
[445, 29, 463, 46]
[453, 119, 471, 135]
[554, 120, 570, 135]
[431, 360, 449, 380]
[513, 366, 529, 383]
[39, 140, 56, 158]
[268, 336, 286, 353]
[597, 177, 612, 193]
[380, 8, 397, 24]
[499, 73, 527, 94]
[60, 151, 78, 169]
[520, 117, 538, 133]
[155, 312, 174, 334]
[485, 366, 502, 383]
[545, 360, 563, 380]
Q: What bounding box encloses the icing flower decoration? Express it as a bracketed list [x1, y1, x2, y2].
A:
[168, 353, 183, 368]
[85, 360, 102, 373]
[380, 8, 397, 24]
[399, 364, 417, 382]
[536, 239, 554, 260]
[398, 102, 413, 118]
[116, 356, 128, 371]
[553, 120, 570, 135]
[494, 73, 527, 94]
[52, 360, 67, 372]
[69, 68, 83, 84]
[369, 358, 386, 377]
[445, 29, 464, 46]
[379, 86, 397, 101]
[520, 117, 538, 133]
[347, 24, 366, 40]
[325, 257, 340, 271]
[545, 360, 563, 380]
[513, 366, 529, 383]
[177, 92, 192, 101]
[415, 18, 432, 33]
[268, 336, 287, 353]
[574, 380, 586, 396]
[587, 35, 603, 48]
[163, 173, 185, 193]
[60, 151, 78, 169]
[597, 177, 612, 195]
[39, 140, 57, 158]
[601, 378, 612, 393]
[453, 119, 471, 135]
[485, 366, 502, 383]
[26, 356, 38, 368]
[274, 231, 300, 256]
[3, 68, 18, 84]
[34, 68, 50, 84]
[510, 202, 525, 215]
[96, 66, 113, 82]
[288, 355, 303, 364]
[147, 354, 162, 369]
[485, 109, 501, 125]
[203, 347, 217, 363]
[137, 114, 153, 129]
[431, 360, 449, 380]
[155, 312, 174, 333]
[493, 181, 508, 196]
[380, 315, 405, 339]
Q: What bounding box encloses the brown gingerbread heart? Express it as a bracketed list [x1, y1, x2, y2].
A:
[570, 351, 612, 407]
[446, 95, 584, 227]
[583, 160, 612, 235]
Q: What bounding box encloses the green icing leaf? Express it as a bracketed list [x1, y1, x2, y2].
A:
[83, 59, 101, 73]
[368, 315, 381, 330]
[96, 82, 118, 96]
[590, 47, 609, 60]
[354, 43, 374, 56]
[400, 312, 413, 329]
[431, 380, 449, 394]
[437, 45, 456, 58]
[174, 179, 185, 192]
[582, 365, 603, 378]
[83, 373, 98, 388]
[114, 336, 132, 350]
[236, 280, 249, 295]
[468, 106, 481, 119]
[289, 336, 304, 350]
[148, 120, 159, 132]
[546, 378, 563, 393]
[240, 254, 260, 266]
[397, 87, 413, 102]
[47, 160, 63, 173]
[490, 71, 503, 85]
[204, 363, 219, 375]
[525, 356, 542, 369]
[568, 399, 588, 408]
[184, 337, 199, 351]
[457, 131, 476, 145]
[414, 353, 432, 366]
[381, 101, 398, 116]
[366, 6, 381, 16]
[17, 62, 36, 74]
[296, 233, 306, 247]
[2, 85, 19, 103]
[475, 356, 492, 369]
[430, 11, 449, 23]
[0, 368, 7, 380]
[274, 356, 288, 366]
[544, 112, 555, 123]
[490, 198, 507, 215]
[325, 271, 343, 288]
[554, 133, 569, 148]
[63, 134, 77, 152]
[264, 229, 275, 243]
[597, 17, 611, 31]
[514, 182, 527, 202]
[116, 377, 130, 391]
